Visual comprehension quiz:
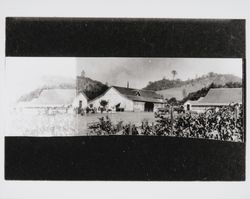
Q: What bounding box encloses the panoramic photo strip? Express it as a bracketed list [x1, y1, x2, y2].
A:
[5, 57, 243, 142]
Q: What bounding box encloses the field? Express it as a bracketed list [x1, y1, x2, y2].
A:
[6, 110, 156, 136]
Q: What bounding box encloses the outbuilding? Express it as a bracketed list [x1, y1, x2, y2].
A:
[184, 88, 242, 113]
[17, 88, 88, 113]
[89, 86, 164, 112]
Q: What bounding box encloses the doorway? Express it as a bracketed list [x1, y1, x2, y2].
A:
[144, 102, 154, 112]
[79, 100, 82, 108]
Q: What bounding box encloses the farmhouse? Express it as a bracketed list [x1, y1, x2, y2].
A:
[184, 88, 242, 113]
[89, 86, 164, 112]
[17, 88, 88, 113]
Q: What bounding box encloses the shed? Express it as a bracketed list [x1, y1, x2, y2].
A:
[18, 89, 88, 112]
[184, 88, 242, 113]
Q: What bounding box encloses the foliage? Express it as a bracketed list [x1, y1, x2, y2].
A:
[167, 97, 179, 106]
[88, 105, 243, 142]
[88, 116, 123, 135]
[143, 78, 183, 91]
[100, 100, 108, 107]
[19, 76, 109, 102]
[77, 77, 109, 100]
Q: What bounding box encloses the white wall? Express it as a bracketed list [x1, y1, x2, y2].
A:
[133, 101, 145, 112]
[72, 93, 88, 109]
[89, 87, 134, 111]
[184, 101, 191, 111]
[191, 106, 206, 113]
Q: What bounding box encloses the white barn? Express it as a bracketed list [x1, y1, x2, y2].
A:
[184, 88, 242, 113]
[17, 88, 88, 113]
[89, 86, 164, 112]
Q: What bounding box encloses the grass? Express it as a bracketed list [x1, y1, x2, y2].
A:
[6, 111, 156, 136]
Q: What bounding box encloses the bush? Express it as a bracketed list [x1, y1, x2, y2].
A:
[88, 105, 243, 142]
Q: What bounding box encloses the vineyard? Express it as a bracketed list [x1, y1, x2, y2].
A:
[88, 105, 243, 142]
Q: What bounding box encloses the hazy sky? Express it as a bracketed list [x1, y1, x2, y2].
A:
[76, 58, 242, 88]
[5, 57, 242, 103]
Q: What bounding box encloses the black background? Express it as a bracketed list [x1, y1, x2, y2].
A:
[5, 17, 246, 180]
[6, 18, 245, 57]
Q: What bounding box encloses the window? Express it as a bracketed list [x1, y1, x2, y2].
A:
[136, 91, 141, 96]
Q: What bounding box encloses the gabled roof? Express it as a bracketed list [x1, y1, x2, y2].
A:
[88, 86, 164, 104]
[113, 86, 164, 103]
[198, 88, 242, 105]
[27, 89, 83, 107]
[113, 86, 162, 98]
[126, 95, 164, 103]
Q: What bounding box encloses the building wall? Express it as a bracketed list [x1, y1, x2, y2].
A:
[89, 87, 134, 111]
[184, 102, 191, 111]
[184, 102, 209, 113]
[133, 101, 145, 112]
[191, 105, 227, 113]
[191, 106, 207, 113]
[72, 93, 88, 109]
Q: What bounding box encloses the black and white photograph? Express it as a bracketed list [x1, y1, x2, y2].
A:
[5, 57, 243, 141]
[1, 12, 248, 199]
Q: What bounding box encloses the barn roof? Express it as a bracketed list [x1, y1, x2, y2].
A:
[28, 89, 79, 107]
[198, 88, 242, 105]
[113, 86, 164, 103]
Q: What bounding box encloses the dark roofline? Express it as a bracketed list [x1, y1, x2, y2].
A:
[89, 86, 163, 103]
[209, 88, 242, 91]
[79, 91, 89, 101]
[112, 86, 158, 93]
[88, 87, 113, 103]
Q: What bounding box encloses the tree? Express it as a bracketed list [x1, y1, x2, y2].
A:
[100, 100, 108, 108]
[225, 81, 242, 88]
[171, 70, 177, 80]
[99, 100, 109, 113]
[168, 97, 178, 106]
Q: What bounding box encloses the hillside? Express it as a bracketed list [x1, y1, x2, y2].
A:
[18, 75, 108, 102]
[143, 73, 242, 100]
[76, 76, 109, 100]
[181, 81, 242, 103]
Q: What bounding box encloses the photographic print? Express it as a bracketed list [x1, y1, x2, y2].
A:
[4, 17, 245, 181]
[5, 57, 243, 141]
